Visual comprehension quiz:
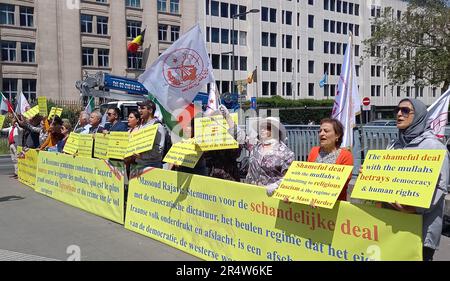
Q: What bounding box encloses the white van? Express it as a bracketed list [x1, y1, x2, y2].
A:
[100, 101, 163, 122]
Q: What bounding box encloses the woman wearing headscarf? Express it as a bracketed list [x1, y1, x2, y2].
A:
[385, 98, 449, 261]
[307, 118, 353, 201]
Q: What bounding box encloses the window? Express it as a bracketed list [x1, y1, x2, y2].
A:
[158, 24, 168, 41]
[1, 41, 16, 62]
[221, 81, 229, 94]
[81, 14, 93, 33]
[171, 26, 180, 41]
[211, 28, 219, 43]
[336, 21, 341, 34]
[336, 43, 341, 54]
[349, 3, 353, 14]
[206, 27, 210, 42]
[230, 4, 238, 17]
[330, 20, 335, 33]
[128, 52, 143, 69]
[211, 1, 219, 16]
[270, 8, 276, 23]
[343, 1, 347, 13]
[270, 82, 277, 96]
[82, 48, 94, 66]
[270, 57, 277, 71]
[0, 4, 14, 25]
[3, 79, 17, 101]
[220, 2, 228, 18]
[127, 20, 141, 38]
[355, 45, 359, 57]
[206, 0, 209, 15]
[126, 0, 141, 8]
[231, 30, 238, 45]
[397, 86, 401, 97]
[20, 6, 34, 27]
[286, 59, 292, 72]
[324, 19, 329, 32]
[354, 24, 359, 36]
[308, 83, 314, 96]
[270, 33, 276, 47]
[285, 35, 292, 49]
[240, 57, 247, 71]
[262, 82, 269, 96]
[355, 4, 360, 16]
[324, 41, 329, 53]
[238, 6, 247, 20]
[98, 49, 109, 67]
[330, 42, 335, 54]
[157, 0, 167, 12]
[308, 15, 314, 28]
[308, 0, 314, 5]
[308, 38, 314, 51]
[21, 42, 35, 63]
[239, 31, 247, 46]
[343, 22, 347, 34]
[285, 11, 292, 25]
[222, 29, 229, 44]
[324, 0, 329, 10]
[262, 57, 269, 71]
[22, 79, 36, 102]
[97, 16, 108, 35]
[170, 0, 179, 14]
[262, 7, 269, 21]
[221, 54, 229, 70]
[308, 60, 314, 73]
[261, 32, 268, 46]
[211, 54, 220, 69]
[337, 0, 341, 12]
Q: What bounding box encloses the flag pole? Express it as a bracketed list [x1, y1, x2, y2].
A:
[1, 92, 19, 121]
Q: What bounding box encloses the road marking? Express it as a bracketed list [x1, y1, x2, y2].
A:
[0, 249, 59, 261]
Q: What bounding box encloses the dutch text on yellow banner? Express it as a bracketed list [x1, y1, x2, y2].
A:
[351, 150, 446, 208]
[94, 133, 109, 159]
[125, 169, 422, 261]
[18, 148, 38, 189]
[273, 162, 354, 209]
[126, 124, 158, 158]
[163, 139, 203, 168]
[36, 152, 125, 224]
[22, 105, 40, 119]
[107, 132, 129, 159]
[78, 134, 94, 158]
[63, 133, 80, 155]
[194, 113, 239, 151]
[38, 97, 48, 116]
[0, 115, 5, 128]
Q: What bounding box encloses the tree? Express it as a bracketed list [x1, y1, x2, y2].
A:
[363, 0, 450, 95]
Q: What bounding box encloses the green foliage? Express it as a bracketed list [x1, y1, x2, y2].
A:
[363, 0, 450, 89]
[0, 139, 9, 154]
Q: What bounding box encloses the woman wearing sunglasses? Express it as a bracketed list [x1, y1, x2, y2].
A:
[386, 98, 449, 261]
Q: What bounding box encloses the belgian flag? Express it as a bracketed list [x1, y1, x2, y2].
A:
[127, 29, 146, 54]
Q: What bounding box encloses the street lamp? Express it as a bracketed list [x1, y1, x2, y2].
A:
[231, 8, 259, 108]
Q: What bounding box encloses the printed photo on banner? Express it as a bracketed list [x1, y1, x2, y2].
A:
[194, 113, 239, 151]
[274, 161, 353, 209]
[351, 150, 446, 208]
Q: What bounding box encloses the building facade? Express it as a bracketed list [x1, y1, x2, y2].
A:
[0, 0, 446, 107]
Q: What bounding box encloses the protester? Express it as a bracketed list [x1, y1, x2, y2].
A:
[103, 107, 128, 133]
[39, 116, 65, 151]
[307, 118, 353, 201]
[88, 111, 104, 134]
[1, 119, 23, 178]
[219, 105, 295, 190]
[75, 112, 91, 134]
[17, 114, 42, 149]
[128, 111, 141, 133]
[382, 98, 449, 261]
[57, 120, 72, 153]
[128, 100, 165, 169]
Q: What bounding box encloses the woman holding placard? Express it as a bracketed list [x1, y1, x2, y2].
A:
[385, 98, 449, 261]
[127, 111, 141, 133]
[307, 118, 353, 201]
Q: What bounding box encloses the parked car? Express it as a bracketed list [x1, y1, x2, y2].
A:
[366, 119, 397, 126]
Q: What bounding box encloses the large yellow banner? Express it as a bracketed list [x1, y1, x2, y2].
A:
[352, 150, 446, 208]
[125, 169, 422, 261]
[17, 148, 38, 189]
[274, 162, 354, 209]
[36, 152, 125, 224]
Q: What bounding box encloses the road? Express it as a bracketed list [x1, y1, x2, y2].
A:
[0, 156, 449, 261]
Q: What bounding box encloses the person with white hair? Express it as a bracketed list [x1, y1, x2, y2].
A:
[75, 111, 92, 134]
[88, 111, 104, 134]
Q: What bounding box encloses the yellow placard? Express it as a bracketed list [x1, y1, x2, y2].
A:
[78, 134, 93, 158]
[17, 148, 38, 189]
[107, 132, 129, 160]
[94, 133, 109, 159]
[273, 161, 354, 209]
[38, 97, 48, 116]
[126, 124, 158, 158]
[22, 105, 40, 119]
[0, 115, 5, 128]
[163, 138, 203, 168]
[35, 152, 125, 224]
[63, 133, 80, 155]
[194, 113, 239, 151]
[49, 107, 63, 118]
[351, 150, 446, 208]
[125, 168, 422, 261]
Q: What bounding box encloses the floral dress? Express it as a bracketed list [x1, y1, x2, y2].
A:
[245, 142, 295, 186]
